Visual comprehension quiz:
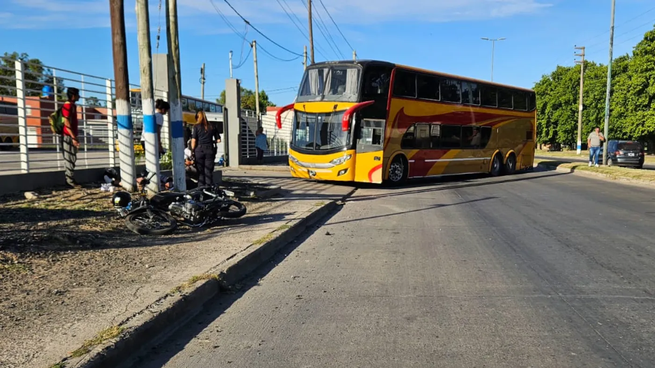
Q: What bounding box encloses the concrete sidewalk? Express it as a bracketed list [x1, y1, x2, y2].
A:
[0, 170, 354, 368]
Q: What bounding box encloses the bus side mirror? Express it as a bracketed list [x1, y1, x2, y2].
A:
[341, 101, 375, 132]
[276, 103, 295, 129]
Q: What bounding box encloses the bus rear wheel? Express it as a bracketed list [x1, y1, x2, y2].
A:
[490, 154, 502, 177]
[387, 156, 407, 185]
[504, 153, 517, 175]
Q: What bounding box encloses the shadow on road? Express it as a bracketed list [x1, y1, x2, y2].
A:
[348, 170, 571, 203]
[328, 196, 498, 226]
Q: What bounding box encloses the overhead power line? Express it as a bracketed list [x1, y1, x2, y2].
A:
[258, 43, 303, 62]
[318, 0, 354, 52]
[222, 0, 303, 57]
[577, 5, 655, 47]
[275, 0, 329, 60]
[233, 47, 252, 69]
[209, 0, 303, 63]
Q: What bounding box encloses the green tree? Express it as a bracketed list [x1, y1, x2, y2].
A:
[86, 96, 102, 107]
[535, 26, 655, 152]
[622, 27, 655, 146]
[217, 86, 276, 112]
[0, 52, 64, 98]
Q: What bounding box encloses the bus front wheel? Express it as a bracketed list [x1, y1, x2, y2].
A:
[490, 154, 502, 177]
[387, 156, 407, 185]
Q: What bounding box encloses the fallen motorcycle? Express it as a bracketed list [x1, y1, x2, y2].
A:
[151, 186, 247, 227]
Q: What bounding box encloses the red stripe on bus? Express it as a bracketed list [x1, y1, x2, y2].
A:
[368, 164, 383, 182]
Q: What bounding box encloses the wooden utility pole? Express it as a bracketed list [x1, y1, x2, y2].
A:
[603, 0, 616, 166]
[253, 40, 260, 126]
[109, 0, 135, 191]
[200, 63, 206, 100]
[303, 46, 307, 70]
[575, 46, 585, 155]
[166, 0, 186, 191]
[136, 0, 160, 193]
[308, 0, 315, 64]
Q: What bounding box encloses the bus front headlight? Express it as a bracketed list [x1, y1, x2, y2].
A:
[330, 154, 352, 166]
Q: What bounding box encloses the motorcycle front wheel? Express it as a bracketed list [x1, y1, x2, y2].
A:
[125, 208, 177, 235]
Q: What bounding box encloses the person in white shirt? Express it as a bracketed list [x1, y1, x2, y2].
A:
[140, 99, 169, 156]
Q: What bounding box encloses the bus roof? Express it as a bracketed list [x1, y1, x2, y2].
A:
[308, 59, 535, 93]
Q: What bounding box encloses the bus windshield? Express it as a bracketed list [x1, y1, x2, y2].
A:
[297, 66, 361, 102]
[293, 111, 350, 151]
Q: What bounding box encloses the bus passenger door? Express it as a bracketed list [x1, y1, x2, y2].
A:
[355, 119, 385, 183]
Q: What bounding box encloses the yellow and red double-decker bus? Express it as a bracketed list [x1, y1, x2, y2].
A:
[276, 60, 536, 184]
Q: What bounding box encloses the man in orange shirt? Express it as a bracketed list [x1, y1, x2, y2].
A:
[62, 87, 81, 188]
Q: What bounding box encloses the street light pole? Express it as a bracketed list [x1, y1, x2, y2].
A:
[481, 37, 506, 82]
[602, 0, 616, 166]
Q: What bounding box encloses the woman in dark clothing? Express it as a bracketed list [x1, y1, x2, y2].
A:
[191, 111, 221, 187]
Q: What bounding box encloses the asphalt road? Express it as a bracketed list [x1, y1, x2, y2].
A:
[536, 155, 655, 170]
[132, 171, 655, 368]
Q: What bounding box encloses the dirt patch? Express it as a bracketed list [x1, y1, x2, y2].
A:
[0, 185, 274, 368]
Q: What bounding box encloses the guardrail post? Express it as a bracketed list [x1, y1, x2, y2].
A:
[106, 79, 116, 167]
[53, 69, 62, 169]
[81, 75, 88, 167]
[15, 60, 29, 173]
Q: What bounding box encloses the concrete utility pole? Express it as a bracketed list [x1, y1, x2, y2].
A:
[166, 0, 186, 191]
[303, 46, 307, 70]
[603, 0, 616, 166]
[136, 0, 160, 193]
[575, 46, 586, 155]
[481, 37, 506, 82]
[200, 63, 206, 100]
[229, 50, 233, 78]
[308, 0, 315, 64]
[353, 50, 357, 61]
[253, 40, 261, 126]
[109, 0, 135, 192]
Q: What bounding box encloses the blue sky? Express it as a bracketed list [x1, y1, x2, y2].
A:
[1, 0, 654, 106]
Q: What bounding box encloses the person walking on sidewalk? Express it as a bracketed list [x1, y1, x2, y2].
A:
[191, 111, 221, 187]
[62, 87, 81, 188]
[587, 127, 606, 167]
[255, 127, 268, 164]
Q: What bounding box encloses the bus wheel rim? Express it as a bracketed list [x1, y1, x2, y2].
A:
[389, 161, 404, 182]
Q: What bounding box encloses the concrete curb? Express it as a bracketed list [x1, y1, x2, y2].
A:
[535, 162, 655, 189]
[57, 189, 356, 368]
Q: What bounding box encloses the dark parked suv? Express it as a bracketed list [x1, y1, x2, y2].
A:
[602, 140, 644, 168]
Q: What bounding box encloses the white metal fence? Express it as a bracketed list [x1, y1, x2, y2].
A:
[0, 59, 288, 176]
[239, 109, 289, 160]
[0, 59, 120, 175]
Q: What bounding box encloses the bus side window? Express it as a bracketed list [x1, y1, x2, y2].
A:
[415, 124, 431, 149]
[401, 125, 416, 149]
[430, 124, 441, 148]
[362, 66, 392, 97]
[440, 125, 462, 148]
[393, 70, 417, 98]
[359, 120, 384, 147]
[480, 127, 492, 148]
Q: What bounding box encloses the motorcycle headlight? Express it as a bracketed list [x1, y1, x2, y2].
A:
[330, 154, 352, 166]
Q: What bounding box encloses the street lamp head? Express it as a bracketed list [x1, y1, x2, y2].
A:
[498, 37, 507, 41]
[481, 37, 490, 41]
